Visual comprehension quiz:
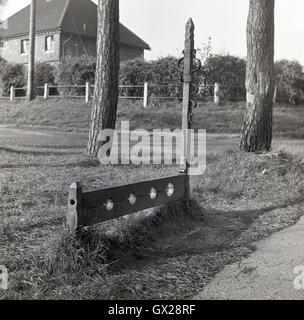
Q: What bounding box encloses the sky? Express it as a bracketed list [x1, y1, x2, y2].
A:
[1, 0, 304, 63]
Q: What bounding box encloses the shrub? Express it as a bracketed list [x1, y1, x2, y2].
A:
[201, 55, 246, 85]
[55, 55, 96, 96]
[148, 56, 182, 97]
[119, 58, 150, 97]
[275, 59, 304, 105]
[35, 62, 56, 86]
[0, 63, 26, 96]
[34, 62, 56, 96]
[200, 54, 246, 100]
[119, 56, 182, 97]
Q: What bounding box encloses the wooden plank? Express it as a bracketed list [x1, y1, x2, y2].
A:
[80, 175, 186, 227]
[67, 182, 83, 234]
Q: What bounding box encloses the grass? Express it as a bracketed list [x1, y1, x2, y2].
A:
[1, 98, 304, 138]
[1, 98, 304, 299]
[1, 142, 304, 299]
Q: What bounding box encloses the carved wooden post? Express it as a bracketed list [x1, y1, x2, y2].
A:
[180, 19, 196, 200]
[67, 182, 83, 235]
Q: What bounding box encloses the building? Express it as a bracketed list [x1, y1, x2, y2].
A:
[0, 0, 150, 65]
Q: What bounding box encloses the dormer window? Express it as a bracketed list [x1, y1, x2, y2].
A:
[45, 35, 55, 52]
[21, 39, 29, 55]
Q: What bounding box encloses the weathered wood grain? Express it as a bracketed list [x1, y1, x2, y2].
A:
[80, 175, 186, 227]
[67, 182, 83, 234]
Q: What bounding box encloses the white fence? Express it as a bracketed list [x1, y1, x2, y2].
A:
[0, 82, 246, 107]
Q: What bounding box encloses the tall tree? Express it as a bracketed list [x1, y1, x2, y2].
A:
[0, 1, 8, 30]
[86, 0, 120, 158]
[27, 0, 36, 101]
[240, 0, 275, 152]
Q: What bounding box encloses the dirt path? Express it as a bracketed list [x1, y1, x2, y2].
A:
[2, 125, 304, 156]
[193, 215, 304, 300]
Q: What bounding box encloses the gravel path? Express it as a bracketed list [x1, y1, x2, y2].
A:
[193, 215, 304, 300]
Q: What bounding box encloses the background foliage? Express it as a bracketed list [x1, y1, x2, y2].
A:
[1, 53, 304, 105]
[275, 59, 304, 105]
[0, 59, 26, 96]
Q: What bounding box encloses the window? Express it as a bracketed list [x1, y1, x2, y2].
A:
[45, 35, 55, 52]
[0, 42, 4, 48]
[21, 39, 29, 55]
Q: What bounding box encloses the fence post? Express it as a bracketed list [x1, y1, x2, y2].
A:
[85, 82, 90, 103]
[10, 86, 15, 102]
[273, 85, 277, 104]
[214, 82, 220, 105]
[143, 82, 148, 108]
[44, 83, 49, 100]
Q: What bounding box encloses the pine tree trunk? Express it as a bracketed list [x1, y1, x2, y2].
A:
[28, 0, 36, 101]
[86, 0, 120, 158]
[240, 0, 275, 152]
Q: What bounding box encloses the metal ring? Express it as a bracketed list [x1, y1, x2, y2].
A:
[190, 84, 199, 96]
[177, 57, 185, 73]
[190, 100, 198, 109]
[192, 58, 202, 73]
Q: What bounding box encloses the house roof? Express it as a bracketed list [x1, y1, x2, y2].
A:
[0, 0, 150, 50]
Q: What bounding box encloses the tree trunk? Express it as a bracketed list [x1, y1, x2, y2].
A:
[27, 0, 36, 101]
[240, 0, 275, 152]
[86, 0, 120, 158]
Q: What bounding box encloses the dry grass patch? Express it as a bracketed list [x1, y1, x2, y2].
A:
[1, 147, 304, 299]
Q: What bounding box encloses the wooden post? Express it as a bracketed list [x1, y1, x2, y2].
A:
[27, 0, 36, 101]
[143, 82, 148, 108]
[10, 86, 15, 102]
[67, 182, 83, 235]
[214, 82, 220, 105]
[180, 18, 196, 201]
[85, 0, 120, 158]
[44, 83, 49, 100]
[85, 82, 90, 103]
[273, 85, 277, 104]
